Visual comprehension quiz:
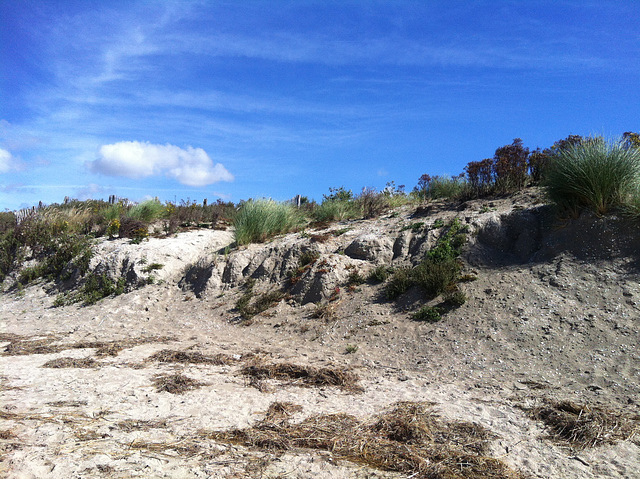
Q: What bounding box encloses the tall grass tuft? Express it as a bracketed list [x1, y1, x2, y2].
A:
[312, 200, 360, 223]
[126, 199, 165, 222]
[544, 137, 640, 216]
[234, 199, 305, 245]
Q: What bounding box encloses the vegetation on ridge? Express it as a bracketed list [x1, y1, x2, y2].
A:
[2, 131, 639, 305]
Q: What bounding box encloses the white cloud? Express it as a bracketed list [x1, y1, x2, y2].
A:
[0, 148, 16, 173]
[90, 141, 233, 186]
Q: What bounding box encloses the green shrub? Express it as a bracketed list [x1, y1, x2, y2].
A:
[411, 257, 460, 299]
[383, 218, 467, 303]
[347, 270, 366, 286]
[81, 274, 126, 305]
[384, 267, 412, 300]
[368, 265, 391, 283]
[55, 273, 125, 306]
[412, 306, 442, 322]
[234, 199, 304, 245]
[443, 286, 467, 307]
[544, 137, 640, 215]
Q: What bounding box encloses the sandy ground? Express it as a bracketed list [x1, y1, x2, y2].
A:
[1, 196, 639, 478]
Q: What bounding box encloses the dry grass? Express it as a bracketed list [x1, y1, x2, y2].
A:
[525, 399, 639, 449]
[241, 361, 362, 392]
[148, 349, 236, 365]
[1, 334, 60, 355]
[309, 302, 338, 321]
[1, 334, 173, 357]
[0, 429, 22, 459]
[209, 400, 525, 479]
[0, 429, 16, 440]
[263, 401, 303, 422]
[152, 373, 206, 394]
[127, 439, 202, 457]
[0, 375, 21, 391]
[46, 400, 88, 407]
[114, 419, 169, 431]
[41, 357, 100, 368]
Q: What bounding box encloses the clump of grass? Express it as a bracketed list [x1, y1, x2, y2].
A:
[312, 200, 360, 223]
[356, 187, 389, 219]
[413, 174, 468, 201]
[345, 344, 358, 354]
[234, 199, 304, 245]
[142, 262, 163, 273]
[544, 136, 640, 216]
[126, 199, 165, 222]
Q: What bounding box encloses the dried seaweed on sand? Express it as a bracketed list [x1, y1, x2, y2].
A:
[148, 349, 235, 365]
[241, 361, 362, 392]
[525, 398, 639, 449]
[209, 401, 526, 479]
[42, 357, 100, 368]
[152, 373, 206, 394]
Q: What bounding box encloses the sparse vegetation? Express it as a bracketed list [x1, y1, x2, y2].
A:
[54, 273, 126, 307]
[236, 278, 285, 320]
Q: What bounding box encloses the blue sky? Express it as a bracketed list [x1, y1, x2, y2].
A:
[1, 1, 639, 211]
